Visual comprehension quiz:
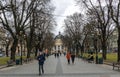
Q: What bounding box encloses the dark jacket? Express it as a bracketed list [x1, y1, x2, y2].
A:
[37, 54, 46, 65]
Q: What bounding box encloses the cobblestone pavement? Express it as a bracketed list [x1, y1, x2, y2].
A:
[0, 55, 120, 77]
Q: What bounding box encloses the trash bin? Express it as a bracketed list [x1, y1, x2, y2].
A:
[16, 59, 20, 65]
[98, 58, 103, 64]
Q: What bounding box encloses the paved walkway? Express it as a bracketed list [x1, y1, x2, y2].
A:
[0, 55, 120, 77]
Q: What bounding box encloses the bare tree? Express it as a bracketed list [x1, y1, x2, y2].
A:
[110, 0, 120, 62]
[76, 0, 113, 60]
[25, 0, 52, 58]
[64, 13, 87, 56]
[43, 31, 54, 53]
[0, 0, 51, 60]
[33, 3, 55, 57]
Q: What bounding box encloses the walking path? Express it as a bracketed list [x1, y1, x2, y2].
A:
[0, 54, 120, 77]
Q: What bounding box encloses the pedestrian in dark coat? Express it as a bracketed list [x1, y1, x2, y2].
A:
[71, 53, 75, 64]
[37, 52, 46, 75]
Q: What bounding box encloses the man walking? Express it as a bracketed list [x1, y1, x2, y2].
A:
[37, 52, 46, 75]
[71, 53, 75, 64]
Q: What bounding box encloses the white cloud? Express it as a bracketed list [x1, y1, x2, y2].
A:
[51, 0, 80, 35]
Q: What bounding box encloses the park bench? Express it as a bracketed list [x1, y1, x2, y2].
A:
[81, 57, 87, 61]
[7, 60, 15, 67]
[81, 57, 94, 63]
[23, 59, 27, 63]
[87, 56, 94, 63]
[113, 62, 120, 70]
[23, 58, 33, 63]
[103, 60, 113, 66]
[87, 58, 94, 63]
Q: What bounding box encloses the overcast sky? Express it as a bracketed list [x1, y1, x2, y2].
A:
[51, 0, 80, 35]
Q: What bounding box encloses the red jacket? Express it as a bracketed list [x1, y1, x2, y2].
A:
[66, 52, 71, 60]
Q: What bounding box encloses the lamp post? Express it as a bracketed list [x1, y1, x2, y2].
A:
[18, 45, 20, 56]
[23, 34, 26, 56]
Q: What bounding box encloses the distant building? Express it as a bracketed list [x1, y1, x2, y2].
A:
[108, 28, 118, 52]
[52, 32, 65, 54]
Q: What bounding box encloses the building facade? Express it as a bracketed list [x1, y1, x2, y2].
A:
[52, 32, 65, 54]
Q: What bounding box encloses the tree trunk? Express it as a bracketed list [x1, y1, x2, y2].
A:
[76, 45, 79, 56]
[23, 44, 26, 56]
[117, 28, 120, 62]
[26, 38, 34, 58]
[100, 29, 107, 60]
[10, 39, 18, 61]
[80, 45, 84, 57]
[102, 39, 107, 60]
[27, 47, 31, 58]
[35, 46, 38, 57]
[26, 35, 33, 58]
[6, 44, 9, 57]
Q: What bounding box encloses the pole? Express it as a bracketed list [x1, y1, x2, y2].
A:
[96, 49, 98, 64]
[20, 40, 22, 65]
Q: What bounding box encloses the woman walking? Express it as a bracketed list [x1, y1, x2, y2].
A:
[66, 52, 71, 64]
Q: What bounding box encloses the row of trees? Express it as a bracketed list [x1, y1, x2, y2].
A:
[0, 0, 55, 61]
[63, 0, 120, 62]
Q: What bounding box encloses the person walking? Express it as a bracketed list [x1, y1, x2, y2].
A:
[71, 53, 75, 64]
[37, 52, 46, 75]
[66, 52, 71, 64]
[57, 52, 59, 58]
[54, 52, 56, 58]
